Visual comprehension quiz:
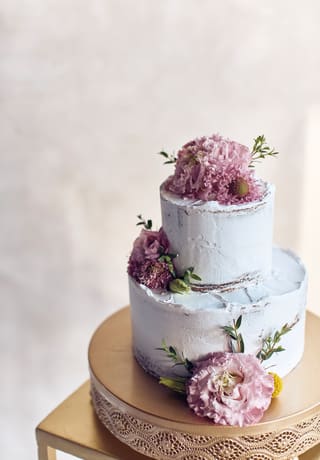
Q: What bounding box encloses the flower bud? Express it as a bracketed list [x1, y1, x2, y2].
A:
[169, 278, 191, 294]
[229, 178, 249, 197]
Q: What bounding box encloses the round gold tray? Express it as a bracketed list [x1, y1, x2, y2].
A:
[88, 307, 320, 460]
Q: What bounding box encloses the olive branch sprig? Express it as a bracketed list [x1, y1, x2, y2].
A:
[250, 135, 279, 167]
[136, 214, 153, 230]
[256, 323, 293, 362]
[158, 150, 177, 165]
[222, 316, 245, 353]
[156, 339, 194, 373]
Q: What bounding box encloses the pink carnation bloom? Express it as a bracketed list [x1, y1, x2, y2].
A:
[186, 352, 274, 427]
[166, 134, 263, 205]
[128, 227, 173, 290]
[135, 259, 174, 290]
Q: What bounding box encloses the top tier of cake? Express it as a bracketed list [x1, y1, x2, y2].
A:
[156, 133, 278, 289]
[161, 181, 274, 289]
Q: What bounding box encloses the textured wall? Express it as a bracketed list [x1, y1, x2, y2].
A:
[1, 2, 320, 458]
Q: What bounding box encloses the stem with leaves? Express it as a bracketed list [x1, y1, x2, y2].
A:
[222, 316, 245, 353]
[136, 214, 152, 230]
[250, 135, 279, 167]
[257, 323, 293, 362]
[159, 376, 187, 394]
[158, 151, 177, 165]
[156, 339, 193, 373]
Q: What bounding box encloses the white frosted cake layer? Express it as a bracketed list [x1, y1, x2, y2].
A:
[160, 182, 274, 288]
[130, 247, 307, 378]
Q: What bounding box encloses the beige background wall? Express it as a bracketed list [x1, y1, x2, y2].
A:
[1, 1, 320, 458]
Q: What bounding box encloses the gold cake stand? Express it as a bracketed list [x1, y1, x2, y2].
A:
[88, 307, 320, 460]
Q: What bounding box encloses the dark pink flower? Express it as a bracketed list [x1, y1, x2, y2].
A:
[186, 352, 274, 426]
[166, 134, 264, 205]
[129, 228, 169, 264]
[128, 227, 173, 289]
[136, 259, 174, 290]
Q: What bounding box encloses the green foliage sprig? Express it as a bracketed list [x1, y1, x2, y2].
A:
[183, 267, 202, 284]
[156, 339, 193, 373]
[159, 376, 187, 394]
[257, 323, 293, 362]
[169, 267, 202, 294]
[222, 316, 245, 353]
[136, 214, 152, 230]
[250, 135, 279, 167]
[158, 150, 177, 165]
[158, 254, 176, 276]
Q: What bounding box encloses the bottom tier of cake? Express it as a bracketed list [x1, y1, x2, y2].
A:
[88, 307, 320, 460]
[130, 247, 307, 379]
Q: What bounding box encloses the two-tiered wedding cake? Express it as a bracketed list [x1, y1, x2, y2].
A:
[128, 134, 307, 426]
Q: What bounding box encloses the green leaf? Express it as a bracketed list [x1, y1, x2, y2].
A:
[159, 377, 187, 394]
[223, 317, 245, 354]
[235, 315, 242, 329]
[185, 358, 194, 373]
[274, 346, 285, 353]
[158, 151, 169, 158]
[181, 267, 201, 285]
[169, 346, 176, 355]
[159, 255, 170, 263]
[136, 214, 153, 230]
[157, 151, 177, 165]
[223, 327, 238, 341]
[239, 334, 245, 353]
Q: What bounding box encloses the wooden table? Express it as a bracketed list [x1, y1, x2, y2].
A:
[36, 381, 150, 460]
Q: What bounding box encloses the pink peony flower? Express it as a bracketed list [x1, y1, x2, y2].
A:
[166, 134, 264, 205]
[186, 352, 274, 427]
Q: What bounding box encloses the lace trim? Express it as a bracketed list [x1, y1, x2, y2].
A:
[90, 380, 320, 460]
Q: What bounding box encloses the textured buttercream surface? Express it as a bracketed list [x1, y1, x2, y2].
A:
[160, 182, 275, 286]
[130, 247, 307, 378]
